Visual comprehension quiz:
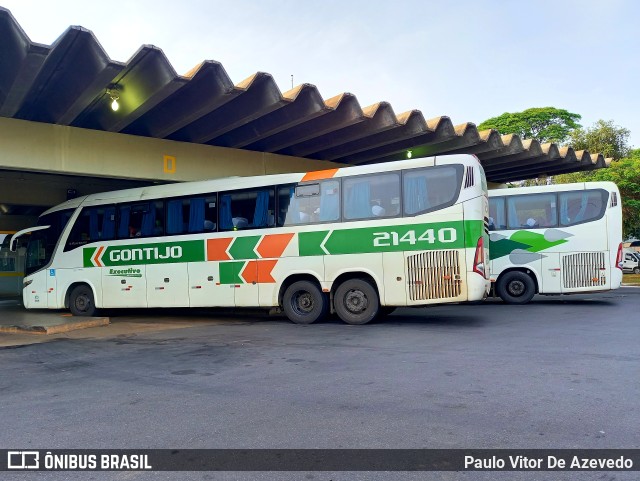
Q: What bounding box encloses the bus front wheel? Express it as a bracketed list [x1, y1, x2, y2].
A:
[496, 271, 535, 305]
[282, 280, 328, 324]
[69, 285, 97, 317]
[334, 278, 379, 325]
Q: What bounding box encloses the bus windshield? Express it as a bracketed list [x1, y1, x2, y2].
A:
[25, 209, 74, 276]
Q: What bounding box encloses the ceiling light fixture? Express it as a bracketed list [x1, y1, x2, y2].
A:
[106, 85, 121, 111]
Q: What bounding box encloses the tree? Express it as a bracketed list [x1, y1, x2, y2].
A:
[478, 107, 581, 144]
[556, 149, 640, 238]
[568, 119, 631, 160]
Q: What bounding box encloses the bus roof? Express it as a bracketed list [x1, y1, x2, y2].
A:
[40, 154, 480, 216]
[488, 181, 619, 197]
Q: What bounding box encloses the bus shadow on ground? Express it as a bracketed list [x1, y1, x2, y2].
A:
[524, 298, 617, 307]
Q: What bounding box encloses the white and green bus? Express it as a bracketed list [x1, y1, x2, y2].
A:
[11, 154, 490, 324]
[488, 182, 623, 304]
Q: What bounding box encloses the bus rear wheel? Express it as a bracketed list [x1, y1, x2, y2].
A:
[334, 278, 379, 325]
[496, 271, 535, 305]
[282, 280, 328, 324]
[69, 285, 97, 317]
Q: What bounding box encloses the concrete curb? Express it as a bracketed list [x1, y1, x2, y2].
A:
[0, 317, 110, 335]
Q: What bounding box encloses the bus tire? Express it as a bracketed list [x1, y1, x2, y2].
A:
[334, 278, 379, 325]
[633, 266, 640, 275]
[282, 280, 328, 324]
[496, 271, 535, 305]
[69, 284, 97, 317]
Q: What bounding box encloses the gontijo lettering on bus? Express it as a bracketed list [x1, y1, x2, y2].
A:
[83, 240, 205, 267]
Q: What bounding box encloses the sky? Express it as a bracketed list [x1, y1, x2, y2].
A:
[2, 0, 639, 147]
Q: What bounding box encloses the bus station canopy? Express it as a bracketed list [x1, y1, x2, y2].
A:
[0, 7, 609, 183]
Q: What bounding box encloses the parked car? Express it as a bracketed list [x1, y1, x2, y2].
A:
[622, 249, 640, 274]
[623, 240, 640, 253]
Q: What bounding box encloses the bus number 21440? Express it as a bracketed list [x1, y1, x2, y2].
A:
[372, 228, 457, 247]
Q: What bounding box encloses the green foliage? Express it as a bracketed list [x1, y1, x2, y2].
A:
[555, 149, 640, 237]
[569, 119, 631, 160]
[478, 107, 581, 143]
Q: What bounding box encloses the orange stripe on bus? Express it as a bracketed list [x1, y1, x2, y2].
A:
[257, 233, 294, 258]
[256, 259, 278, 283]
[93, 246, 105, 267]
[241, 259, 278, 284]
[207, 238, 232, 261]
[301, 168, 339, 182]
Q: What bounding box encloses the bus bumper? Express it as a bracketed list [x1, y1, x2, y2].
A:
[467, 273, 491, 301]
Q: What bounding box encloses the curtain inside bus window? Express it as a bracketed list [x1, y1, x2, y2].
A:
[118, 206, 131, 238]
[252, 190, 270, 227]
[284, 187, 298, 225]
[89, 209, 99, 240]
[220, 194, 233, 230]
[507, 198, 519, 229]
[167, 200, 184, 234]
[403, 176, 428, 215]
[141, 204, 156, 236]
[345, 181, 371, 219]
[560, 195, 569, 224]
[319, 181, 340, 221]
[102, 206, 116, 240]
[488, 197, 506, 230]
[573, 192, 589, 223]
[188, 197, 205, 233]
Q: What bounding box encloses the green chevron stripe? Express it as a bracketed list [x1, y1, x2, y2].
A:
[83, 248, 97, 267]
[219, 261, 245, 284]
[298, 231, 330, 256]
[228, 236, 261, 260]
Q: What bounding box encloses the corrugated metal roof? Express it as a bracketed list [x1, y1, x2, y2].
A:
[0, 7, 608, 182]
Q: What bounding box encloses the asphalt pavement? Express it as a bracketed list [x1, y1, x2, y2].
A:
[1, 288, 638, 481]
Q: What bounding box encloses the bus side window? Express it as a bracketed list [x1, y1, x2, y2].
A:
[277, 185, 296, 226]
[166, 199, 186, 235]
[488, 197, 506, 230]
[343, 173, 399, 220]
[318, 180, 340, 222]
[117, 202, 164, 238]
[279, 181, 340, 225]
[507, 193, 557, 229]
[166, 195, 218, 235]
[402, 165, 461, 216]
[219, 188, 275, 231]
[65, 210, 91, 250]
[559, 190, 607, 226]
[282, 183, 320, 225]
[64, 205, 116, 251]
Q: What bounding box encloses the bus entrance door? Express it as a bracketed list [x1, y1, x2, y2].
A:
[46, 269, 57, 308]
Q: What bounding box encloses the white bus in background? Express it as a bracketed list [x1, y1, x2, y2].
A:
[0, 232, 25, 297]
[488, 182, 623, 304]
[11, 154, 490, 325]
